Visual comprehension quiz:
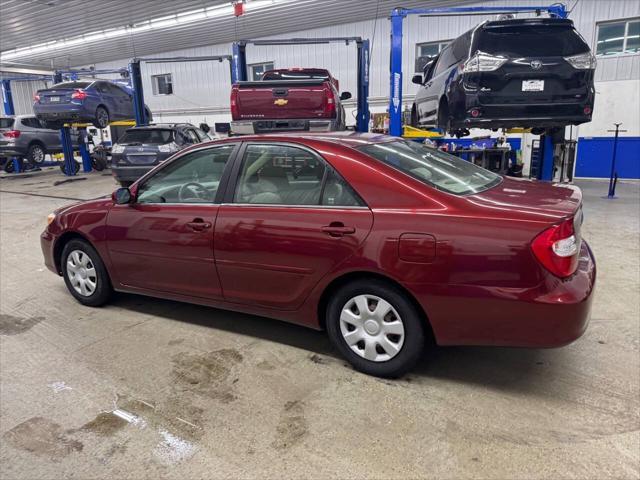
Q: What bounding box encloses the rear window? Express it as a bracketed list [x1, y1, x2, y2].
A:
[118, 129, 175, 145]
[358, 141, 501, 196]
[262, 70, 329, 81]
[0, 118, 15, 129]
[476, 25, 590, 57]
[51, 81, 92, 89]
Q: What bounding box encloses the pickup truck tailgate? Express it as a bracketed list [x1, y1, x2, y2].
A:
[234, 79, 330, 119]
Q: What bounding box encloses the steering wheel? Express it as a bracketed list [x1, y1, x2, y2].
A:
[178, 182, 208, 202]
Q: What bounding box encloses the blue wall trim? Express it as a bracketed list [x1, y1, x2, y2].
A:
[576, 137, 640, 179]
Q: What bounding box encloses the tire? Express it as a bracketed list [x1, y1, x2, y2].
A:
[61, 239, 112, 307]
[326, 279, 426, 378]
[145, 108, 153, 122]
[410, 104, 419, 128]
[91, 156, 106, 171]
[93, 106, 110, 129]
[437, 99, 451, 134]
[59, 160, 80, 175]
[27, 143, 46, 164]
[4, 158, 22, 173]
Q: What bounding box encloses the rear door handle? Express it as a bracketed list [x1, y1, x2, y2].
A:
[186, 218, 212, 231]
[321, 224, 355, 237]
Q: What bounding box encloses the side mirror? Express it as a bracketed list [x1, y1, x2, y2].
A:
[339, 91, 352, 101]
[113, 187, 132, 205]
[412, 74, 423, 85]
[199, 123, 210, 133]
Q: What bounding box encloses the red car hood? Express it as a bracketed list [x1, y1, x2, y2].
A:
[468, 177, 582, 222]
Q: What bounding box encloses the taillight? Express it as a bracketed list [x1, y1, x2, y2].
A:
[33, 94, 41, 102]
[3, 130, 21, 139]
[324, 89, 336, 117]
[230, 89, 239, 120]
[531, 217, 580, 278]
[463, 51, 508, 73]
[71, 89, 87, 100]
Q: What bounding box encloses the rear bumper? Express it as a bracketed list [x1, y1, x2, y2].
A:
[34, 104, 85, 122]
[231, 118, 339, 135]
[111, 164, 153, 182]
[415, 241, 596, 348]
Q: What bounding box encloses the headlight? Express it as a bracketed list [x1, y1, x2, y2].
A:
[111, 144, 125, 154]
[47, 213, 56, 225]
[564, 52, 597, 70]
[158, 142, 180, 153]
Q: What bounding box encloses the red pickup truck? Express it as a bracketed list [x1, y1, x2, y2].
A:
[230, 68, 352, 135]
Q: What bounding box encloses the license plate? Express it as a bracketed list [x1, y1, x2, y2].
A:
[49, 96, 61, 102]
[522, 80, 544, 92]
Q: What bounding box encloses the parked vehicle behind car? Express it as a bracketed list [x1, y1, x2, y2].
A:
[41, 132, 595, 378]
[0, 115, 79, 166]
[411, 18, 596, 137]
[230, 68, 352, 134]
[34, 79, 152, 130]
[111, 123, 213, 186]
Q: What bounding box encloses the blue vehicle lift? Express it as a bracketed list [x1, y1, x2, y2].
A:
[231, 37, 370, 133]
[129, 55, 233, 127]
[388, 4, 568, 181]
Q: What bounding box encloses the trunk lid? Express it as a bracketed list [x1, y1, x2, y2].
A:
[36, 81, 92, 105]
[471, 177, 582, 221]
[234, 79, 331, 120]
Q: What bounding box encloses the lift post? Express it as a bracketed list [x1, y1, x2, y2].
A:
[232, 37, 371, 132]
[388, 4, 568, 180]
[129, 55, 234, 127]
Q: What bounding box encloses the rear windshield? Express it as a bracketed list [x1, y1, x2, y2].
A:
[0, 118, 15, 129]
[262, 70, 329, 81]
[476, 25, 590, 57]
[358, 141, 501, 195]
[118, 129, 175, 145]
[51, 81, 92, 89]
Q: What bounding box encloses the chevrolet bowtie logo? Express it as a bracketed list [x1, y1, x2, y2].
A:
[274, 98, 288, 106]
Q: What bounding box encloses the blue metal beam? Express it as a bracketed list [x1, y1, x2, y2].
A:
[129, 60, 148, 127]
[1, 80, 15, 116]
[60, 127, 77, 176]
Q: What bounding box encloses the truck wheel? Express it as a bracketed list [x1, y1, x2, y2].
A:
[27, 143, 46, 164]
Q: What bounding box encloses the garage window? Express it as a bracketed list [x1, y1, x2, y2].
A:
[249, 62, 274, 81]
[151, 73, 173, 95]
[415, 41, 450, 73]
[596, 18, 640, 56]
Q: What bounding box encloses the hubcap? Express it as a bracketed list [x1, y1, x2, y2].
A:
[66, 250, 97, 297]
[33, 146, 44, 163]
[339, 294, 405, 362]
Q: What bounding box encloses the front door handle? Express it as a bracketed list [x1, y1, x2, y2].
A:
[186, 218, 212, 231]
[321, 223, 355, 237]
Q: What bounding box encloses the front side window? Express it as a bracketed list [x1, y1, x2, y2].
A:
[358, 141, 501, 196]
[596, 19, 640, 56]
[233, 144, 365, 207]
[136, 145, 235, 204]
[151, 73, 173, 95]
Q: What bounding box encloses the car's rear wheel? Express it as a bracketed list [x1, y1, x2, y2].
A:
[437, 99, 451, 134]
[27, 143, 46, 164]
[326, 279, 426, 377]
[94, 106, 110, 129]
[61, 239, 112, 306]
[410, 104, 419, 127]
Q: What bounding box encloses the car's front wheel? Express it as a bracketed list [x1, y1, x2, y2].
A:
[61, 239, 112, 306]
[27, 143, 46, 164]
[326, 279, 426, 377]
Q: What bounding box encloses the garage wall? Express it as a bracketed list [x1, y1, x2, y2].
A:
[1, 79, 49, 116]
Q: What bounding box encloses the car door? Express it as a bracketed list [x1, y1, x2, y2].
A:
[214, 142, 373, 310]
[421, 47, 455, 125]
[106, 143, 238, 299]
[109, 84, 134, 119]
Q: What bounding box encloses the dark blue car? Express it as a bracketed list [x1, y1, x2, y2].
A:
[34, 80, 151, 130]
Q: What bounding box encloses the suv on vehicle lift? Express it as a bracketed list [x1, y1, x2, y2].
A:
[111, 123, 213, 186]
[411, 18, 596, 137]
[0, 115, 79, 166]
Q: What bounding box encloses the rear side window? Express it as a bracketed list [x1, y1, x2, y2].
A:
[118, 129, 174, 145]
[475, 25, 590, 57]
[20, 118, 43, 128]
[0, 118, 15, 129]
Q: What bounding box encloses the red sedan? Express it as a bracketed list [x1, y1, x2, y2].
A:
[41, 133, 596, 377]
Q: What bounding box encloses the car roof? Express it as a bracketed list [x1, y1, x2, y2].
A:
[223, 132, 397, 148]
[483, 17, 575, 29]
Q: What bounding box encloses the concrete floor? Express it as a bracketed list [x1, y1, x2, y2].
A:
[0, 169, 638, 479]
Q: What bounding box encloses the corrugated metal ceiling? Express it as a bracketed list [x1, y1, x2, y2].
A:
[0, 0, 477, 68]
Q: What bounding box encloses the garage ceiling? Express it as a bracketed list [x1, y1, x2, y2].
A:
[0, 0, 476, 68]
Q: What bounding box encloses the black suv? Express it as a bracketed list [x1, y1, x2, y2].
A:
[111, 123, 213, 186]
[411, 18, 596, 137]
